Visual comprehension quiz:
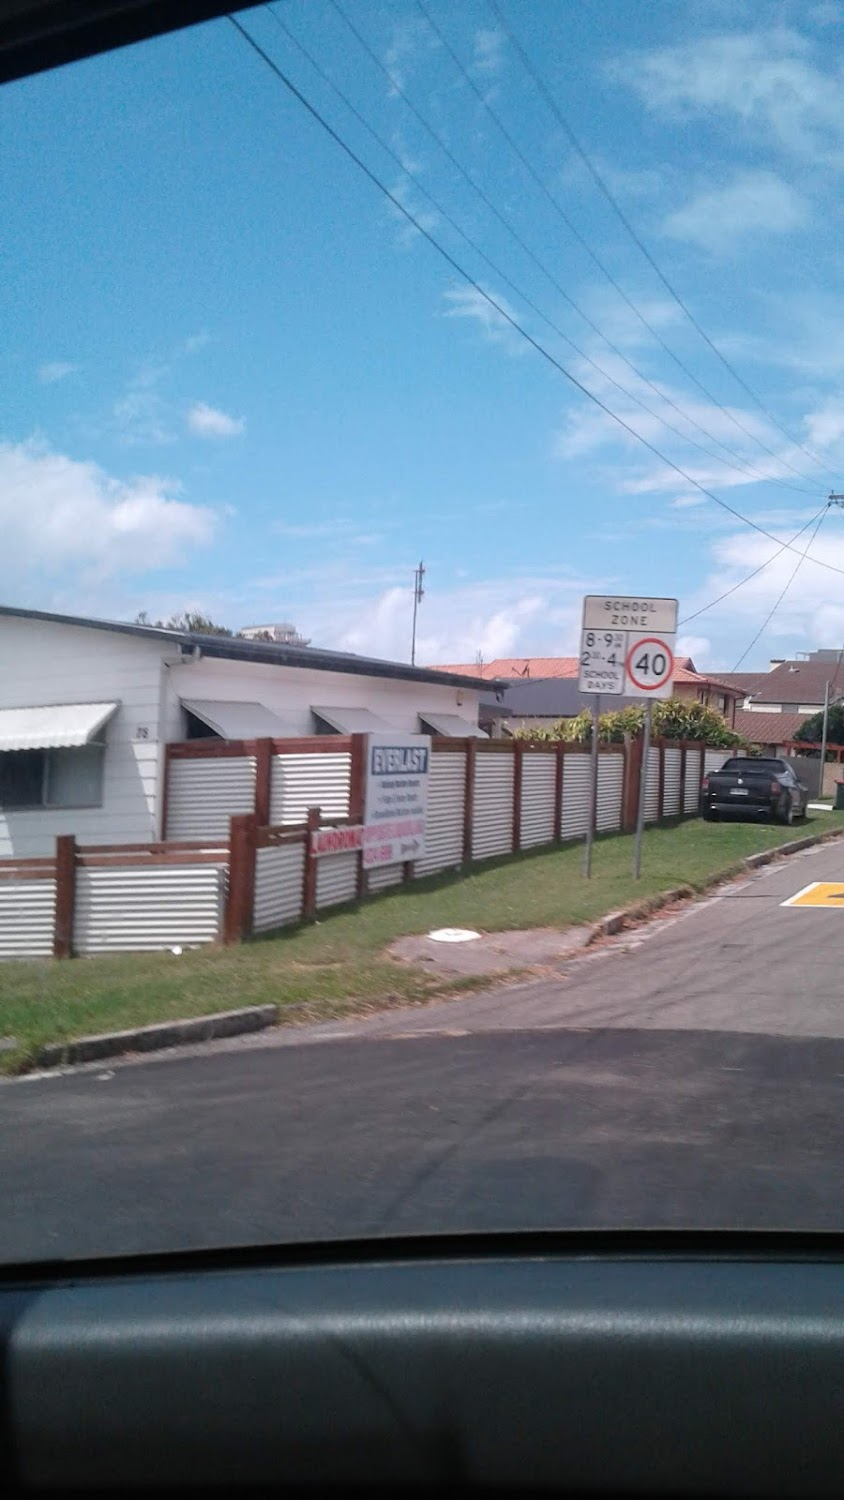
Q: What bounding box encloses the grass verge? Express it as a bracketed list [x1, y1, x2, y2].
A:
[0, 812, 838, 1074]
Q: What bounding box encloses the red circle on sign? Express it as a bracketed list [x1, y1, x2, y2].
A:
[625, 636, 674, 692]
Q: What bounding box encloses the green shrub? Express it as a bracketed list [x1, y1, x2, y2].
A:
[512, 696, 743, 748]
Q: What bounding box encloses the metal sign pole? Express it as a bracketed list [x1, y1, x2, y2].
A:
[633, 700, 652, 880]
[584, 694, 600, 878]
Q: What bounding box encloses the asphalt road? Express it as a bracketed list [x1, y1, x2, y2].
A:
[3, 842, 844, 1261]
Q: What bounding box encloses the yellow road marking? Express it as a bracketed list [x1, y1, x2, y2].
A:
[781, 882, 844, 908]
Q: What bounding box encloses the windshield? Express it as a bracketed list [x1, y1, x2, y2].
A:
[721, 759, 785, 773]
[2, 0, 844, 1264]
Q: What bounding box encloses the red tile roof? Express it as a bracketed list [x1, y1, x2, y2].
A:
[431, 655, 741, 695]
[432, 657, 579, 680]
[673, 665, 742, 695]
[734, 710, 811, 744]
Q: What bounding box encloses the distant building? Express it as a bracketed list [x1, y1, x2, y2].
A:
[434, 655, 742, 728]
[239, 622, 311, 646]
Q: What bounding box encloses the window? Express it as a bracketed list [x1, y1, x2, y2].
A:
[0, 750, 44, 808]
[0, 743, 104, 809]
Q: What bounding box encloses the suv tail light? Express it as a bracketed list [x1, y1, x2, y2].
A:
[701, 776, 709, 791]
[770, 780, 781, 794]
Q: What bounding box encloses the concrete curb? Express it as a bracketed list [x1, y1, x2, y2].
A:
[27, 824, 844, 1072]
[35, 1004, 278, 1070]
[587, 824, 844, 945]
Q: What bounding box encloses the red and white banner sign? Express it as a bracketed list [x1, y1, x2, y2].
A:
[311, 815, 426, 861]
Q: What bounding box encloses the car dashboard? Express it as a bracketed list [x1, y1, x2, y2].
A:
[1, 1231, 843, 1495]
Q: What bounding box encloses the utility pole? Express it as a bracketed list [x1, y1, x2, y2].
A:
[410, 560, 425, 666]
[819, 678, 830, 800]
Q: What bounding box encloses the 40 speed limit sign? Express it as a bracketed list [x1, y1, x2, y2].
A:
[579, 596, 678, 699]
[625, 635, 674, 695]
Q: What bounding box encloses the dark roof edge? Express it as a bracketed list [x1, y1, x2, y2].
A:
[0, 604, 497, 693]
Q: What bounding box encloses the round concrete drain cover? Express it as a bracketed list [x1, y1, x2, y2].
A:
[427, 927, 481, 943]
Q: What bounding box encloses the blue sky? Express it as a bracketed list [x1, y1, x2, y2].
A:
[4, 0, 844, 670]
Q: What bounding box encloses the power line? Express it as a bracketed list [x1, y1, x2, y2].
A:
[731, 506, 830, 670]
[486, 0, 839, 485]
[413, 0, 819, 495]
[329, 0, 821, 498]
[265, 4, 816, 496]
[329, 0, 827, 504]
[227, 14, 844, 579]
[678, 504, 829, 627]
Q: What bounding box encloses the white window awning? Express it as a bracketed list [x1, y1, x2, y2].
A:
[0, 701, 118, 752]
[419, 712, 488, 738]
[312, 706, 393, 734]
[181, 700, 292, 739]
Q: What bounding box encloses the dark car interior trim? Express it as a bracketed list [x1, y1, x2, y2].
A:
[2, 1232, 844, 1494]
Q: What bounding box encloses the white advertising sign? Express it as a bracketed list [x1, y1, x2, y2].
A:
[579, 596, 678, 700]
[311, 735, 431, 865]
[363, 733, 430, 868]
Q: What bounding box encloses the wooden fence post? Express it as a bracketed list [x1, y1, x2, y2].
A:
[53, 834, 77, 959]
[554, 743, 565, 842]
[302, 806, 321, 921]
[254, 738, 273, 828]
[657, 739, 666, 822]
[349, 734, 368, 898]
[462, 738, 477, 865]
[223, 814, 257, 945]
[622, 733, 642, 834]
[511, 741, 524, 854]
[160, 742, 173, 841]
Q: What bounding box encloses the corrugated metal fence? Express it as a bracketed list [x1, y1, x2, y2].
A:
[2, 735, 718, 958]
[271, 751, 351, 825]
[0, 876, 56, 960]
[253, 843, 306, 933]
[74, 866, 225, 955]
[415, 750, 465, 876]
[166, 756, 255, 840]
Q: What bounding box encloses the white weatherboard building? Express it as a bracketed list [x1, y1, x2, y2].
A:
[0, 606, 492, 856]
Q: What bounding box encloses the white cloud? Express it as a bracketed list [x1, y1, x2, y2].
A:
[676, 634, 712, 666]
[671, 494, 707, 508]
[576, 287, 682, 351]
[290, 569, 603, 665]
[608, 29, 844, 162]
[473, 27, 504, 76]
[384, 17, 435, 94]
[442, 284, 526, 354]
[680, 523, 844, 663]
[38, 361, 78, 385]
[186, 402, 245, 439]
[180, 330, 212, 355]
[113, 388, 173, 446]
[810, 2, 844, 23]
[0, 440, 216, 593]
[804, 395, 844, 448]
[662, 171, 808, 252]
[388, 175, 440, 246]
[112, 359, 175, 445]
[552, 344, 842, 496]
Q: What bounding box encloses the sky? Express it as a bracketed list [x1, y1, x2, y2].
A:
[4, 0, 844, 671]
